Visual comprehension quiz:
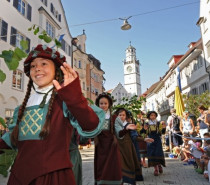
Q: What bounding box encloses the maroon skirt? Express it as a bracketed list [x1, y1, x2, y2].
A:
[7, 168, 76, 185]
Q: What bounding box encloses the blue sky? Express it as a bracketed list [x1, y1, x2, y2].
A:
[61, 0, 200, 93]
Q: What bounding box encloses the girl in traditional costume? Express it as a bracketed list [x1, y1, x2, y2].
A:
[136, 111, 148, 168]
[0, 44, 105, 185]
[145, 111, 166, 176]
[94, 93, 122, 185]
[115, 108, 145, 184]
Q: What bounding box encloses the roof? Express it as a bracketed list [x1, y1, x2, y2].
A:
[141, 81, 161, 97]
[106, 89, 113, 94]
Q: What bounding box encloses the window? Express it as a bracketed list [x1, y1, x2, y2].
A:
[50, 3, 55, 14]
[5, 109, 14, 120]
[199, 82, 209, 94]
[95, 89, 99, 96]
[46, 21, 55, 38]
[190, 88, 198, 95]
[136, 67, 139, 73]
[41, 0, 47, 6]
[82, 82, 85, 91]
[61, 39, 71, 56]
[78, 61, 82, 69]
[13, 0, 32, 21]
[10, 27, 30, 52]
[0, 19, 8, 42]
[18, 0, 26, 16]
[193, 63, 198, 71]
[206, 41, 210, 58]
[12, 70, 24, 90]
[197, 55, 203, 68]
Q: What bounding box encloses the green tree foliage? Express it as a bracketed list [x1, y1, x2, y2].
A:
[183, 91, 210, 118]
[0, 149, 17, 177]
[112, 95, 146, 121]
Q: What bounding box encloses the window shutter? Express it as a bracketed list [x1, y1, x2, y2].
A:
[68, 45, 71, 56]
[26, 37, 30, 53]
[10, 27, 17, 46]
[61, 39, 65, 51]
[50, 3, 54, 13]
[59, 14, 61, 22]
[1, 20, 8, 42]
[27, 4, 32, 21]
[13, 0, 18, 10]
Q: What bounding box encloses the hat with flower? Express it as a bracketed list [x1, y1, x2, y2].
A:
[24, 44, 66, 77]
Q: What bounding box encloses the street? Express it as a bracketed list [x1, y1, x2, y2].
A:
[81, 145, 209, 185]
[0, 145, 209, 185]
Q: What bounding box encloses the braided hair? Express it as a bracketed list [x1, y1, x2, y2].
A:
[11, 78, 33, 146]
[11, 67, 63, 146]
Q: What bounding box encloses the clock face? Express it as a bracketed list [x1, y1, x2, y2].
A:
[127, 66, 132, 73]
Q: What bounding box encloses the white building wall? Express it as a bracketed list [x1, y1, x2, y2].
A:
[199, 0, 210, 71]
[0, 0, 73, 118]
[111, 83, 130, 105]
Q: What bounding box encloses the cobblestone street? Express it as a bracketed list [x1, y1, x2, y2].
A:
[81, 145, 210, 185]
[0, 144, 209, 185]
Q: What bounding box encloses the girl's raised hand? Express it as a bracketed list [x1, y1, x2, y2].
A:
[53, 62, 78, 90]
[144, 138, 154, 143]
[126, 124, 137, 130]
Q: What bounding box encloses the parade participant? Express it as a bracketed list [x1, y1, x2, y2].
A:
[115, 108, 145, 184]
[0, 44, 105, 185]
[94, 93, 122, 185]
[136, 111, 148, 167]
[145, 111, 166, 176]
[180, 111, 195, 136]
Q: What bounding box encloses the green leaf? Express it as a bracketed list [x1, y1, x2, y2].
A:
[28, 27, 32, 31]
[0, 50, 13, 63]
[0, 70, 6, 83]
[32, 25, 36, 29]
[0, 149, 17, 177]
[43, 35, 52, 43]
[86, 98, 94, 105]
[0, 117, 7, 128]
[42, 30, 47, 35]
[38, 35, 44, 39]
[20, 40, 29, 51]
[5, 57, 19, 70]
[55, 39, 62, 48]
[34, 27, 39, 35]
[14, 47, 27, 59]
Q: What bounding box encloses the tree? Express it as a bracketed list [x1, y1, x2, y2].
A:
[112, 95, 146, 121]
[183, 91, 210, 118]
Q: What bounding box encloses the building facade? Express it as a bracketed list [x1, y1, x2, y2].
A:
[142, 39, 209, 121]
[109, 83, 130, 105]
[197, 0, 210, 77]
[0, 0, 73, 119]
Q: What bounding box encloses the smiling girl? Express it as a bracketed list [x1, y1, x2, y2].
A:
[0, 45, 105, 185]
[94, 93, 122, 185]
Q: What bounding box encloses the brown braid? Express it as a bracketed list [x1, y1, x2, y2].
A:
[11, 78, 33, 146]
[39, 69, 61, 139]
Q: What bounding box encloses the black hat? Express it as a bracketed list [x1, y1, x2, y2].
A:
[95, 93, 113, 107]
[147, 111, 158, 119]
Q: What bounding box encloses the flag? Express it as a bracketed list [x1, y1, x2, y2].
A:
[176, 67, 182, 93]
[174, 86, 185, 117]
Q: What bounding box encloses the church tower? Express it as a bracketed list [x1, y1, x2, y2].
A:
[124, 42, 141, 96]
